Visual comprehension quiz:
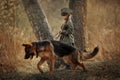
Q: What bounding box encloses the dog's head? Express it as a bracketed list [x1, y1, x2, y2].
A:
[22, 43, 36, 59]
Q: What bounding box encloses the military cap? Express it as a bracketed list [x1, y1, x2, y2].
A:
[61, 8, 72, 15]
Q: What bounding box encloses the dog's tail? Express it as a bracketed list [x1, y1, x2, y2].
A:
[81, 46, 99, 60]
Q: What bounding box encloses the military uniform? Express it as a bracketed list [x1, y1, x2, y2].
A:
[60, 19, 74, 46]
[60, 8, 75, 46]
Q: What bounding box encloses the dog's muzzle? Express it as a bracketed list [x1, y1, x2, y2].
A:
[24, 53, 31, 59]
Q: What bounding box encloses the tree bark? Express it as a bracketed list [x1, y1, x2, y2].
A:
[69, 0, 87, 50]
[22, 0, 53, 40]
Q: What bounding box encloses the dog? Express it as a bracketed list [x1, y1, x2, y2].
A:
[22, 40, 99, 74]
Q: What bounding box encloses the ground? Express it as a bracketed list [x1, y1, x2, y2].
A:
[0, 60, 120, 80]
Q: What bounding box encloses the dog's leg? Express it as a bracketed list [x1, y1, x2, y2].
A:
[78, 62, 87, 71]
[49, 58, 55, 75]
[71, 64, 77, 70]
[37, 58, 46, 73]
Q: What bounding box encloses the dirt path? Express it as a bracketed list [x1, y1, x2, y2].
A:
[0, 60, 120, 80]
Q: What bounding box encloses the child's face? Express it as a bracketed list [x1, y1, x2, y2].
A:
[62, 15, 69, 20]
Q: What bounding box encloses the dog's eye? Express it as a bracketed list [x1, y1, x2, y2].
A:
[25, 47, 32, 52]
[26, 47, 35, 54]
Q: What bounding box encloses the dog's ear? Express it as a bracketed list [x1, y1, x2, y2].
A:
[22, 43, 33, 47]
[22, 44, 27, 47]
[28, 43, 33, 46]
[22, 44, 28, 47]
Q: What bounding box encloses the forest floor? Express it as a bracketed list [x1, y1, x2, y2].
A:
[0, 60, 120, 80]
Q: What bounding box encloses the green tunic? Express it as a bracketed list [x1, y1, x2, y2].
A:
[60, 19, 74, 46]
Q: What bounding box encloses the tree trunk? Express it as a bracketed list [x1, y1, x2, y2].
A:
[22, 0, 53, 40]
[69, 0, 87, 50]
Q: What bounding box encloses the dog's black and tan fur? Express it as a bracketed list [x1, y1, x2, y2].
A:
[22, 40, 99, 74]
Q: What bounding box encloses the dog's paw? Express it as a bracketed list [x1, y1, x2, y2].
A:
[40, 71, 44, 74]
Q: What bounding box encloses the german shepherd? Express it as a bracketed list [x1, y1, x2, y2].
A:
[22, 40, 99, 74]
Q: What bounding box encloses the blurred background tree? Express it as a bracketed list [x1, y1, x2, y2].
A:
[22, 0, 53, 40]
[69, 0, 87, 51]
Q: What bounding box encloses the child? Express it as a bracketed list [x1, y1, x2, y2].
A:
[58, 8, 75, 69]
[60, 8, 75, 46]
